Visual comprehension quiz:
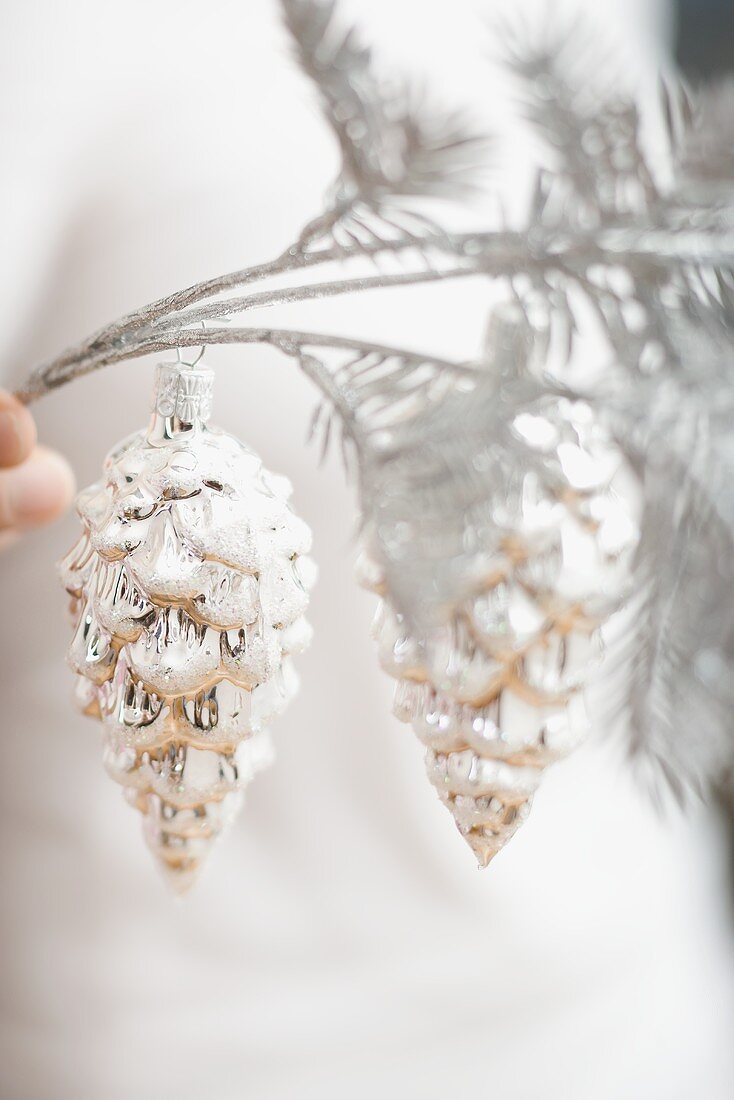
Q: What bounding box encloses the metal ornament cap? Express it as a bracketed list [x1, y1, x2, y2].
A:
[150, 363, 214, 435]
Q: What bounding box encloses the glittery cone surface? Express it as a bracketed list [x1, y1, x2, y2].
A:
[360, 397, 639, 866]
[58, 363, 315, 892]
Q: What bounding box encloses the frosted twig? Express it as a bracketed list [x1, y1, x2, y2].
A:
[16, 325, 472, 411]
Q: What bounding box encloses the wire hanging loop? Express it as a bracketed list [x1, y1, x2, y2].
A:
[175, 323, 207, 369]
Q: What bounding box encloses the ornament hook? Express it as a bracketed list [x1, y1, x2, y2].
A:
[175, 322, 207, 369]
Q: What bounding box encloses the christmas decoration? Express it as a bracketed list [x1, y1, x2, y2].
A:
[359, 371, 639, 864]
[58, 360, 315, 890]
[11, 0, 734, 886]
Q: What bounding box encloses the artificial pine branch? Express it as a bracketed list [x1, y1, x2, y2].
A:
[14, 0, 734, 800]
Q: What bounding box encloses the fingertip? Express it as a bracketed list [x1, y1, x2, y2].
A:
[0, 390, 37, 467]
[0, 446, 76, 530]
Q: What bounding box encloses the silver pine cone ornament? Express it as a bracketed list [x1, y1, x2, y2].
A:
[359, 394, 639, 868]
[58, 361, 315, 892]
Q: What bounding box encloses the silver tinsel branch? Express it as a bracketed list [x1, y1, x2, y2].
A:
[16, 0, 734, 801]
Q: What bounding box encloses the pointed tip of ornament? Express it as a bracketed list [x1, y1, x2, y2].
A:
[157, 859, 203, 898]
[469, 838, 499, 869]
[475, 849, 497, 870]
[457, 828, 502, 870]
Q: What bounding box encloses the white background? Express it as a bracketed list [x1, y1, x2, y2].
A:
[1, 1, 733, 1097]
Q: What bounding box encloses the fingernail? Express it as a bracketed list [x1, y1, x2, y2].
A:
[8, 449, 75, 528]
[0, 404, 35, 466]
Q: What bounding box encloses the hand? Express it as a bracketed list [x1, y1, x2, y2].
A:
[0, 390, 75, 551]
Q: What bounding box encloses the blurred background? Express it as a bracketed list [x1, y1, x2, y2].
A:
[1, 0, 733, 1097]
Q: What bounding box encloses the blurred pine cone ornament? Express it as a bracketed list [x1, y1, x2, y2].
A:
[58, 360, 315, 892]
[359, 396, 639, 867]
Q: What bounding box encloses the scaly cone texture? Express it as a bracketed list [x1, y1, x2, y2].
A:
[58, 362, 315, 892]
[359, 398, 639, 867]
